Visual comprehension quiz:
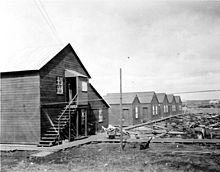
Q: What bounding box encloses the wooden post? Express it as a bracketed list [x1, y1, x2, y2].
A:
[85, 110, 87, 136]
[76, 111, 79, 138]
[69, 106, 71, 141]
[120, 68, 123, 151]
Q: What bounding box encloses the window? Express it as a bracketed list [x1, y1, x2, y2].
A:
[81, 109, 86, 125]
[98, 109, 103, 122]
[152, 105, 158, 115]
[164, 105, 168, 113]
[135, 106, 138, 118]
[152, 105, 155, 115]
[179, 105, 182, 111]
[56, 77, 63, 94]
[82, 81, 88, 92]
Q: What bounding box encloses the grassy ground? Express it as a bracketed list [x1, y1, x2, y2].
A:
[1, 143, 220, 172]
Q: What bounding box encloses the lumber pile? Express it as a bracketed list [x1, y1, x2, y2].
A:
[130, 112, 220, 140]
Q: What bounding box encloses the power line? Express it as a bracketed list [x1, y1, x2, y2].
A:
[33, 0, 63, 44]
[104, 90, 220, 98]
[171, 89, 220, 95]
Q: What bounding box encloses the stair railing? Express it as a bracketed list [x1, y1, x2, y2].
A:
[58, 94, 78, 144]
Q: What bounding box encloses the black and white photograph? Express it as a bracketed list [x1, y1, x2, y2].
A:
[0, 0, 220, 171]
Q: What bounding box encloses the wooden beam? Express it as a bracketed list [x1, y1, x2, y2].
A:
[85, 110, 87, 136]
[76, 111, 79, 138]
[124, 113, 183, 130]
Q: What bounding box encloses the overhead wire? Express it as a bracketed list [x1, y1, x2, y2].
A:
[171, 89, 220, 95]
[33, 0, 63, 44]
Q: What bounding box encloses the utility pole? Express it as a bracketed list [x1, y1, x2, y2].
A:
[120, 68, 124, 151]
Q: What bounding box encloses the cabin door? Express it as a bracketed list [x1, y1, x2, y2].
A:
[66, 77, 77, 102]
[123, 109, 130, 126]
[143, 107, 149, 122]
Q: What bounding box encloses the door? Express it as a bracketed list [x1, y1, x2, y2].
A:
[143, 107, 149, 122]
[66, 77, 77, 102]
[123, 109, 130, 126]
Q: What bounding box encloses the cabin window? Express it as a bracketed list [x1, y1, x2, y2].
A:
[56, 77, 64, 94]
[153, 105, 158, 115]
[135, 106, 138, 118]
[164, 105, 168, 113]
[152, 106, 155, 115]
[179, 105, 182, 111]
[155, 105, 158, 115]
[98, 109, 103, 122]
[172, 105, 176, 111]
[82, 81, 88, 92]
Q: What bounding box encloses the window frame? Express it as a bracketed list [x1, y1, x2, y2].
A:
[98, 109, 103, 122]
[82, 81, 88, 92]
[172, 104, 176, 111]
[56, 76, 64, 95]
[135, 106, 139, 119]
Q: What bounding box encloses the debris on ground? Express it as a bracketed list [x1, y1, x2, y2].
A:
[129, 112, 220, 140]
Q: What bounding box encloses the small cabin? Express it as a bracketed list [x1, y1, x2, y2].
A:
[174, 96, 182, 114]
[104, 92, 159, 126]
[0, 43, 109, 146]
[167, 94, 177, 116]
[156, 93, 169, 118]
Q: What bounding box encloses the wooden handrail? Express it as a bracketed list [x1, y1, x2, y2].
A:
[58, 94, 78, 143]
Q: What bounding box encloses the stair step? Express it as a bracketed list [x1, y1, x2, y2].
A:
[65, 105, 77, 108]
[44, 133, 59, 137]
[41, 137, 57, 140]
[54, 120, 68, 124]
[55, 117, 69, 122]
[38, 104, 77, 147]
[47, 130, 58, 133]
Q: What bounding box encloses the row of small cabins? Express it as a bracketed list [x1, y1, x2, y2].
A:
[0, 43, 182, 146]
[104, 92, 182, 126]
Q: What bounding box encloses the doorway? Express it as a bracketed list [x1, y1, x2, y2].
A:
[66, 77, 77, 102]
[123, 109, 130, 126]
[143, 107, 149, 122]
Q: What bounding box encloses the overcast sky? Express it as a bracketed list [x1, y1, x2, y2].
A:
[0, 0, 220, 100]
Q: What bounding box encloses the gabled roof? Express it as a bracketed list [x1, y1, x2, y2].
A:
[174, 96, 182, 103]
[167, 94, 176, 103]
[104, 91, 155, 104]
[88, 84, 110, 108]
[156, 93, 167, 103]
[0, 43, 91, 78]
[136, 92, 155, 104]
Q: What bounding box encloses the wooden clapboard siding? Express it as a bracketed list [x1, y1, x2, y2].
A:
[77, 77, 88, 106]
[108, 104, 133, 126]
[88, 84, 108, 133]
[0, 72, 40, 144]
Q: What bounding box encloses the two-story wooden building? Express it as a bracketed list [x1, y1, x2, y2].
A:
[104, 92, 159, 126]
[0, 43, 109, 146]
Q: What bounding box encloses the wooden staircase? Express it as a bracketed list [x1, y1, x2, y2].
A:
[38, 95, 78, 147]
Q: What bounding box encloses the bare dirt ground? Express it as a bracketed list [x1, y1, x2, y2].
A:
[1, 142, 220, 172]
